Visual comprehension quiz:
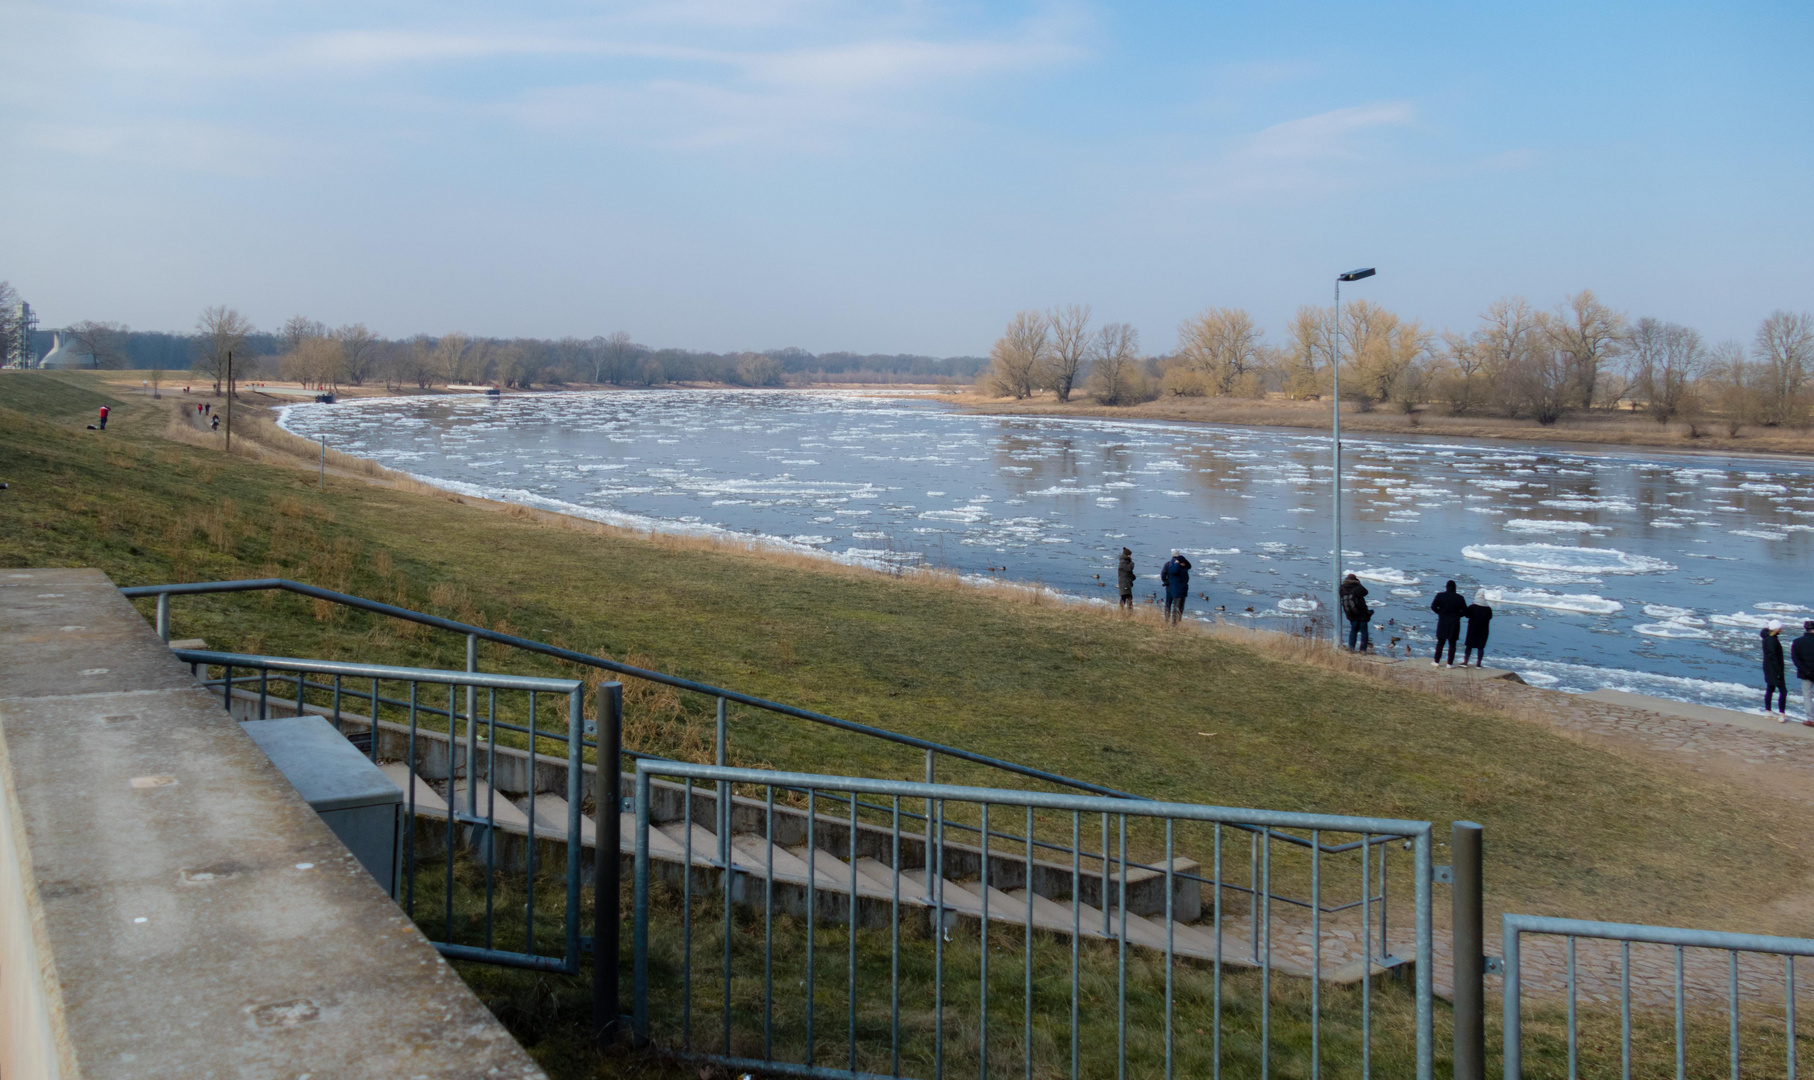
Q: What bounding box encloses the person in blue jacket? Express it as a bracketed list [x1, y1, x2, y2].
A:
[1429, 580, 1468, 667]
[1160, 551, 1192, 625]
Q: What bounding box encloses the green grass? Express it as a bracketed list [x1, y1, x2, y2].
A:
[4, 370, 1811, 1078]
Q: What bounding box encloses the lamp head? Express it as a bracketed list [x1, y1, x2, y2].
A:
[1338, 268, 1376, 282]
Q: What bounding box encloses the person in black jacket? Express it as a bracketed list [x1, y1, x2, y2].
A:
[1429, 580, 1468, 667]
[1160, 552, 1192, 624]
[1339, 573, 1371, 651]
[1792, 620, 1814, 726]
[1116, 548, 1136, 610]
[1463, 593, 1494, 667]
[1763, 619, 1789, 717]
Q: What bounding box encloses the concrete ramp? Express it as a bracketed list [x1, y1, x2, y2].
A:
[0, 569, 544, 1079]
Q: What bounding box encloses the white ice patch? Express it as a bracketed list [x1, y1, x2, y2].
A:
[1504, 519, 1608, 535]
[1498, 656, 1754, 710]
[1643, 605, 1701, 621]
[1352, 567, 1420, 585]
[1756, 602, 1812, 613]
[1709, 612, 1775, 629]
[1479, 588, 1624, 615]
[1633, 623, 1712, 639]
[789, 535, 833, 546]
[1728, 529, 1788, 540]
[1277, 597, 1321, 613]
[1461, 543, 1674, 576]
[1391, 587, 1422, 597]
[1538, 497, 1635, 512]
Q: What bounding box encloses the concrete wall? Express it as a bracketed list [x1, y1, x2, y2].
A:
[0, 569, 547, 1080]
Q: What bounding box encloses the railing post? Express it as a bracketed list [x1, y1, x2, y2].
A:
[155, 593, 170, 642]
[1502, 917, 1522, 1080]
[464, 634, 478, 817]
[716, 696, 730, 868]
[1415, 826, 1434, 1080]
[1452, 821, 1485, 1080]
[594, 682, 624, 1049]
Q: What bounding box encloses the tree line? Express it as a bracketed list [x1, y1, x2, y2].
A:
[7, 297, 983, 391]
[986, 293, 1814, 430]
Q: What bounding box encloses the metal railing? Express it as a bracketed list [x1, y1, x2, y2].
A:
[130, 579, 1404, 932]
[1502, 914, 1814, 1080]
[631, 760, 1437, 1080]
[176, 648, 608, 977]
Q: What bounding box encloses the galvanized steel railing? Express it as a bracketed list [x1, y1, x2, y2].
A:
[1501, 913, 1814, 1080]
[176, 648, 605, 976]
[631, 760, 1437, 1080]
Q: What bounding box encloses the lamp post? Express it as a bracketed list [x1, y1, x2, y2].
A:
[1332, 267, 1375, 647]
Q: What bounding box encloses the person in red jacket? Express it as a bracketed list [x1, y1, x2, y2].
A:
[97, 405, 109, 430]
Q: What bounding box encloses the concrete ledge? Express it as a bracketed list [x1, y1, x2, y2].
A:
[0, 570, 545, 1080]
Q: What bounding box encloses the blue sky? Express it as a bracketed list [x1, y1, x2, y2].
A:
[3, 1, 1809, 355]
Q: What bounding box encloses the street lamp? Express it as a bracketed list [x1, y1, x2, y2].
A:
[1332, 267, 1375, 647]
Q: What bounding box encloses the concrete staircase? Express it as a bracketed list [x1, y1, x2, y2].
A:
[214, 684, 1410, 983]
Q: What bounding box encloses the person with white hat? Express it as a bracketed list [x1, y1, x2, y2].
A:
[1762, 619, 1789, 719]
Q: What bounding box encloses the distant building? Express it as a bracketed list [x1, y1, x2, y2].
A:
[4, 301, 36, 368]
[37, 330, 95, 370]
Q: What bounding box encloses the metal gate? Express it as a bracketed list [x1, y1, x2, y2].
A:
[630, 760, 1436, 1080]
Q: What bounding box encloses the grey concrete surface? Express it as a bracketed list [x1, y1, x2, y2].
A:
[1583, 687, 1814, 740]
[0, 569, 546, 1080]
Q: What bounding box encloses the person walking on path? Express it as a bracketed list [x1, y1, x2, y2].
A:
[97, 405, 108, 431]
[1429, 580, 1468, 667]
[1463, 592, 1494, 668]
[1160, 551, 1192, 625]
[1116, 548, 1136, 611]
[1339, 573, 1371, 652]
[1763, 619, 1790, 718]
[210, 414, 220, 431]
[1792, 621, 1814, 726]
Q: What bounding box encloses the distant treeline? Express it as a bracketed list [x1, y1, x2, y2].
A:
[18, 304, 982, 389]
[987, 295, 1814, 431]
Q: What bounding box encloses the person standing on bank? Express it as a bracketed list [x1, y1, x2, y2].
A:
[1463, 592, 1494, 668]
[1339, 573, 1371, 652]
[1160, 551, 1192, 625]
[1116, 548, 1136, 611]
[1791, 620, 1814, 726]
[1429, 580, 1468, 667]
[97, 405, 109, 431]
[1763, 619, 1789, 718]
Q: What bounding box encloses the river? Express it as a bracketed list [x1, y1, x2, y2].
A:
[278, 389, 1814, 712]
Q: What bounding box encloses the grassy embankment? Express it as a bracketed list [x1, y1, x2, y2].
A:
[3, 370, 1809, 1078]
[952, 389, 1814, 458]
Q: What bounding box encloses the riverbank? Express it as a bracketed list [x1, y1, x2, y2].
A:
[946, 390, 1814, 458]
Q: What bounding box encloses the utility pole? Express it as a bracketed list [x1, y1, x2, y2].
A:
[224, 349, 233, 454]
[1331, 268, 1375, 647]
[319, 436, 326, 489]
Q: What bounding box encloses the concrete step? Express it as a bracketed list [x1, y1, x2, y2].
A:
[449, 779, 532, 829]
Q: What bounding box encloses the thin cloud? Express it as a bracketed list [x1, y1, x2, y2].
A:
[1187, 101, 1419, 200]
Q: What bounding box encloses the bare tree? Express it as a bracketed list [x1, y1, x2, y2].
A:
[1629, 318, 1705, 424]
[335, 324, 381, 386]
[1341, 301, 1429, 410]
[595, 331, 638, 384]
[1280, 306, 1330, 399]
[986, 311, 1049, 399]
[1504, 319, 1572, 425]
[1042, 304, 1092, 402]
[430, 333, 470, 386]
[1706, 341, 1758, 435]
[1086, 322, 1143, 405]
[1545, 291, 1627, 409]
[282, 336, 348, 390]
[194, 306, 254, 394]
[281, 316, 327, 356]
[1176, 307, 1264, 396]
[66, 320, 131, 369]
[1753, 310, 1814, 427]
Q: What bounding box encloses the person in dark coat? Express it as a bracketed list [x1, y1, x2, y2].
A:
[1116, 548, 1137, 610]
[1463, 592, 1494, 668]
[1339, 573, 1371, 652]
[1763, 619, 1789, 717]
[1429, 580, 1468, 667]
[1159, 551, 1192, 625]
[1792, 620, 1814, 726]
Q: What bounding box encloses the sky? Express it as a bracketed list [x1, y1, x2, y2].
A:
[3, 1, 1811, 356]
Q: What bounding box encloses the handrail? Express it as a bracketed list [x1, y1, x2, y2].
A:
[173, 649, 584, 694]
[129, 578, 1137, 799]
